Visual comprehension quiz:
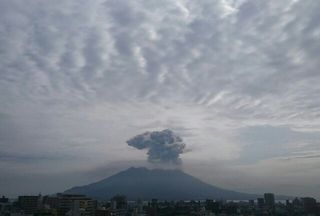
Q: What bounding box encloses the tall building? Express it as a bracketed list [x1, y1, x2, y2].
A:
[18, 195, 41, 215]
[57, 194, 96, 216]
[264, 193, 275, 214]
[264, 193, 275, 207]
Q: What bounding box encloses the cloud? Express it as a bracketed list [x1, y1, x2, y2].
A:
[127, 129, 186, 164]
[0, 0, 320, 197]
[1, 0, 320, 124]
[234, 125, 320, 164]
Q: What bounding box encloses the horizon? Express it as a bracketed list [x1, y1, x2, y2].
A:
[1, 0, 320, 201]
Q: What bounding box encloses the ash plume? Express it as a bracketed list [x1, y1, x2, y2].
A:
[127, 129, 186, 164]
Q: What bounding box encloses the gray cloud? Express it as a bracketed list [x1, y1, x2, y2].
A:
[235, 125, 320, 164]
[127, 129, 186, 164]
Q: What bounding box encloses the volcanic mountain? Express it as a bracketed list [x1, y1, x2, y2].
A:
[65, 167, 258, 200]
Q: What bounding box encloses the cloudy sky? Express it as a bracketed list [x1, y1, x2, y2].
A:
[1, 0, 320, 199]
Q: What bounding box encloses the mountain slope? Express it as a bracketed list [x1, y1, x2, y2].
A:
[65, 167, 258, 200]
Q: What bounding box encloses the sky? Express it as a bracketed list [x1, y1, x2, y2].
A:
[0, 0, 320, 199]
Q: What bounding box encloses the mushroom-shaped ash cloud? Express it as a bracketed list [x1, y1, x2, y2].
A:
[127, 129, 186, 164]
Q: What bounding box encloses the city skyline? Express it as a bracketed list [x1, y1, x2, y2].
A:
[1, 0, 320, 200]
[3, 192, 318, 216]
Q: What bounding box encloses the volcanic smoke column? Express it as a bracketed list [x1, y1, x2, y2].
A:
[127, 129, 186, 164]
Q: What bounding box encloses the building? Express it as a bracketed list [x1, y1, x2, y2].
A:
[18, 195, 41, 215]
[111, 195, 127, 210]
[57, 194, 96, 216]
[264, 193, 275, 214]
[110, 195, 128, 216]
[248, 200, 254, 206]
[257, 198, 264, 209]
[95, 209, 111, 216]
[301, 197, 318, 214]
[43, 195, 59, 210]
[0, 196, 8, 203]
[0, 196, 11, 216]
[264, 193, 275, 208]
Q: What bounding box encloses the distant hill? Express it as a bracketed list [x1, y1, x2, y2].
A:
[65, 167, 261, 200]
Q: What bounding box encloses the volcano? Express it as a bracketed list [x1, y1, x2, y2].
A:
[65, 167, 258, 200]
